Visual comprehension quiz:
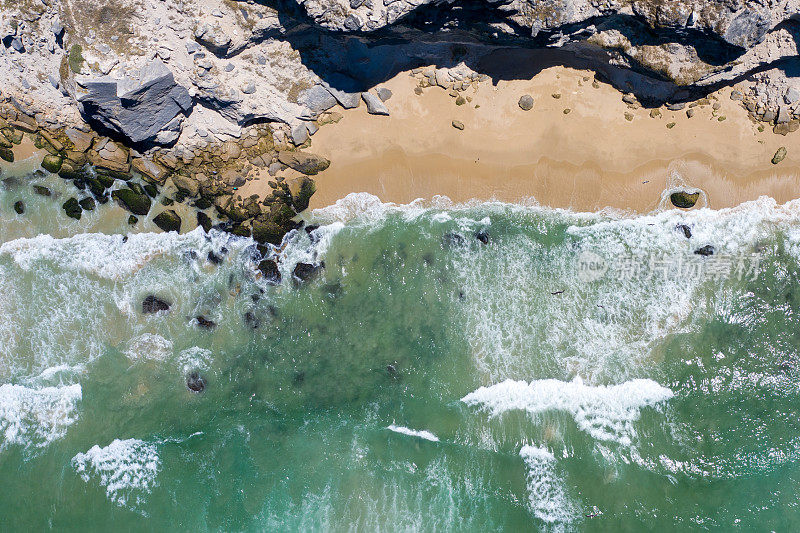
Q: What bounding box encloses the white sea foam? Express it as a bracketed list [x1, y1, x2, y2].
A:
[462, 378, 673, 446]
[0, 227, 237, 280]
[72, 438, 160, 509]
[519, 445, 580, 526]
[125, 333, 173, 362]
[177, 346, 214, 373]
[0, 383, 82, 451]
[386, 424, 439, 442]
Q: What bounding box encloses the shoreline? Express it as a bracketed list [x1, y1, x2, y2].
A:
[306, 66, 799, 214]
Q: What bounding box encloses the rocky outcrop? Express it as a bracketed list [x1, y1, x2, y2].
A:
[76, 60, 192, 146]
[1, 0, 797, 144]
[0, 0, 799, 252]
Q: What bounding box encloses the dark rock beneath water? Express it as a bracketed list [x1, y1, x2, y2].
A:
[186, 372, 206, 393]
[293, 262, 324, 282]
[112, 188, 152, 215]
[195, 316, 216, 329]
[32, 185, 51, 197]
[676, 224, 692, 239]
[258, 259, 281, 284]
[442, 232, 466, 248]
[142, 295, 171, 314]
[128, 215, 138, 225]
[476, 230, 490, 244]
[243, 310, 260, 329]
[2, 177, 21, 189]
[152, 209, 182, 233]
[670, 191, 700, 209]
[694, 245, 715, 256]
[13, 200, 24, 214]
[207, 251, 223, 264]
[62, 197, 82, 220]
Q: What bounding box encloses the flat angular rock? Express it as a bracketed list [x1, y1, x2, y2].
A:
[298, 85, 337, 114]
[361, 92, 389, 115]
[77, 59, 192, 146]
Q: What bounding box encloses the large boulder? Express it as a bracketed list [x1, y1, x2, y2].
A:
[41, 154, 63, 173]
[670, 190, 700, 208]
[77, 59, 192, 146]
[152, 210, 182, 233]
[112, 187, 151, 215]
[277, 151, 330, 175]
[286, 176, 317, 212]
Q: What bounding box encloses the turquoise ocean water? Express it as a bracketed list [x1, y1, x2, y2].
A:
[2, 164, 800, 531]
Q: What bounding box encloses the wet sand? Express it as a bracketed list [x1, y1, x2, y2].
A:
[305, 66, 800, 213]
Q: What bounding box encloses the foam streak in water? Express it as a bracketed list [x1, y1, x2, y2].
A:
[386, 425, 439, 442]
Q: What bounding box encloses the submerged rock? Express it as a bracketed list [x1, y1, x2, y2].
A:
[32, 185, 51, 197]
[442, 232, 466, 248]
[186, 372, 206, 393]
[13, 200, 24, 214]
[676, 224, 692, 239]
[670, 191, 700, 209]
[476, 230, 490, 244]
[258, 259, 281, 285]
[694, 245, 715, 256]
[293, 262, 324, 282]
[195, 316, 217, 329]
[152, 209, 182, 233]
[142, 295, 171, 314]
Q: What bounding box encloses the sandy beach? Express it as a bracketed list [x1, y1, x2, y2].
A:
[302, 65, 799, 213]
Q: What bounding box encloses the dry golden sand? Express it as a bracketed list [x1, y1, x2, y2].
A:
[304, 66, 800, 213]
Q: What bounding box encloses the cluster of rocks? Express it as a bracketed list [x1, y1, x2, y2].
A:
[1, 104, 330, 244]
[0, 0, 798, 243]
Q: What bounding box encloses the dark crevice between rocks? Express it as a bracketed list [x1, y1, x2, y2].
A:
[242, 0, 765, 105]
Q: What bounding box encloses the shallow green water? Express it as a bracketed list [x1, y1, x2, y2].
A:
[3, 164, 800, 531]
